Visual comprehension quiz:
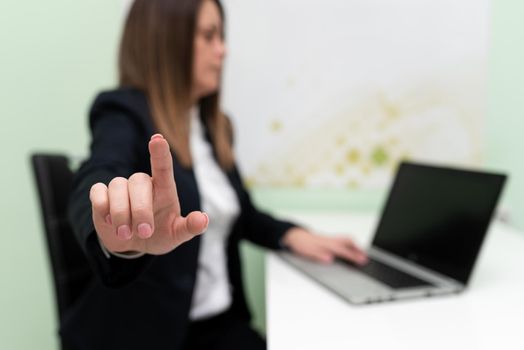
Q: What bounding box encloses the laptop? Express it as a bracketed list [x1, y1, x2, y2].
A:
[278, 161, 507, 304]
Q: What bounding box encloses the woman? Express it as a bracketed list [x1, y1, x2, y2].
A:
[67, 0, 367, 349]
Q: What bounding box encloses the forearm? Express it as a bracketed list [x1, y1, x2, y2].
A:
[242, 207, 297, 249]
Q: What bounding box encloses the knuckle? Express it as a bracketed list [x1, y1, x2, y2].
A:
[90, 186, 108, 209]
[129, 172, 150, 183]
[90, 187, 105, 201]
[110, 207, 130, 220]
[131, 205, 152, 218]
[90, 182, 107, 193]
[109, 177, 128, 188]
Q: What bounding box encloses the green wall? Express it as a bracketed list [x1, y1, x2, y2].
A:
[487, 0, 524, 228]
[0, 1, 523, 349]
[0, 1, 120, 348]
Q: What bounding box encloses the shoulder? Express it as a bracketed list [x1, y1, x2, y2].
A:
[89, 87, 153, 133]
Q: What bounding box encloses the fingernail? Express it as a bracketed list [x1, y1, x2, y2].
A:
[105, 214, 112, 225]
[117, 225, 132, 240]
[201, 213, 209, 233]
[137, 223, 153, 238]
[151, 134, 163, 140]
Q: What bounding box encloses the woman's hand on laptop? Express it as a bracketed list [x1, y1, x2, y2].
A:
[281, 227, 368, 265]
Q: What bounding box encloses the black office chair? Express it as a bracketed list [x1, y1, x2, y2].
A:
[31, 154, 93, 349]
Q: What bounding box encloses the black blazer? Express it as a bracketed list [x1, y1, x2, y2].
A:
[66, 88, 295, 350]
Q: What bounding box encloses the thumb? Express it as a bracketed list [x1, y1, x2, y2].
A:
[172, 211, 209, 245]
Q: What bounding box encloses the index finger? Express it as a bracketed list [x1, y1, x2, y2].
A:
[149, 134, 177, 193]
[337, 237, 368, 261]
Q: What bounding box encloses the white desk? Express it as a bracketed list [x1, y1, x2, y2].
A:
[267, 211, 524, 350]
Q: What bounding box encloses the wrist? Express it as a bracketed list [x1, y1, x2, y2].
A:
[110, 250, 146, 259]
[97, 236, 145, 259]
[281, 227, 309, 250]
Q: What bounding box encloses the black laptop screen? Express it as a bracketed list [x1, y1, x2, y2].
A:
[372, 162, 506, 285]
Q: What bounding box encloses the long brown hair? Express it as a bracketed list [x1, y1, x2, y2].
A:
[119, 0, 234, 169]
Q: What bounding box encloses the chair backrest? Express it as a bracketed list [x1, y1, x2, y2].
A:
[31, 154, 93, 321]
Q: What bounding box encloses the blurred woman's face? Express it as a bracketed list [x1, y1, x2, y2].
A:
[192, 0, 226, 101]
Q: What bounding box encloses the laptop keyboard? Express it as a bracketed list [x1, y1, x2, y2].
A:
[339, 258, 434, 289]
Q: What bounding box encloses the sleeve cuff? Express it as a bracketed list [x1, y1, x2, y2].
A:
[97, 236, 146, 259]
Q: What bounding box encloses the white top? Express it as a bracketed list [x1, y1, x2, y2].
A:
[188, 108, 240, 320]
